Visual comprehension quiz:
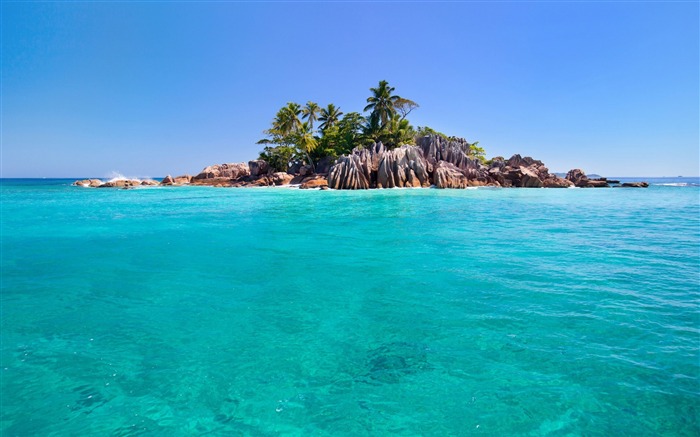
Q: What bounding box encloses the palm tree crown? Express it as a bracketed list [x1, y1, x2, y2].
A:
[364, 80, 401, 129]
[274, 102, 302, 136]
[318, 103, 343, 131]
[301, 101, 321, 130]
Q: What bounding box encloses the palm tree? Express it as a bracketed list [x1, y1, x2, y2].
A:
[298, 122, 318, 170]
[363, 112, 382, 140]
[301, 101, 321, 130]
[318, 103, 343, 131]
[364, 80, 401, 130]
[276, 102, 302, 136]
[257, 102, 302, 146]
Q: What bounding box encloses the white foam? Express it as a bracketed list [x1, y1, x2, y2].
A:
[106, 171, 141, 183]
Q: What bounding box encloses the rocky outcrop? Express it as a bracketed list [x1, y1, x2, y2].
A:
[173, 175, 192, 184]
[433, 161, 468, 188]
[299, 165, 314, 177]
[506, 165, 543, 188]
[315, 157, 333, 175]
[543, 176, 574, 188]
[287, 162, 302, 175]
[190, 177, 234, 187]
[151, 134, 612, 191]
[74, 178, 162, 188]
[248, 160, 269, 178]
[565, 169, 588, 187]
[587, 179, 610, 188]
[98, 179, 141, 188]
[161, 175, 175, 185]
[194, 163, 249, 180]
[376, 145, 431, 188]
[300, 177, 328, 189]
[271, 172, 294, 186]
[328, 143, 430, 189]
[566, 169, 610, 188]
[327, 136, 580, 190]
[328, 153, 372, 190]
[73, 179, 104, 188]
[417, 135, 496, 184]
[620, 182, 649, 188]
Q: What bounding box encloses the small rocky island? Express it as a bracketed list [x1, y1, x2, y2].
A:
[74, 81, 648, 190]
[74, 134, 647, 190]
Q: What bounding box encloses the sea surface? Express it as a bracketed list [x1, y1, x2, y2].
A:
[1, 178, 699, 436]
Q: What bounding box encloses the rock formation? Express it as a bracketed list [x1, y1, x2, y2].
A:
[248, 160, 269, 178]
[300, 177, 329, 189]
[566, 169, 610, 188]
[73, 179, 104, 188]
[328, 135, 578, 190]
[75, 134, 645, 190]
[376, 145, 431, 188]
[328, 153, 372, 190]
[98, 179, 141, 188]
[271, 172, 294, 186]
[432, 161, 468, 188]
[194, 163, 249, 180]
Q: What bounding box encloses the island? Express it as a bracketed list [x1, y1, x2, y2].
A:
[73, 80, 648, 190]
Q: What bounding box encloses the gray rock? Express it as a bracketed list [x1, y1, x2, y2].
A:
[328, 153, 372, 190]
[248, 160, 269, 178]
[299, 165, 314, 177]
[315, 156, 333, 175]
[432, 161, 468, 188]
[376, 145, 430, 188]
[287, 162, 302, 175]
[620, 181, 649, 188]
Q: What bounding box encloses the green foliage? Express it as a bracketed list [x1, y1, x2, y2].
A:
[254, 80, 489, 167]
[301, 101, 321, 130]
[318, 103, 343, 132]
[364, 80, 401, 130]
[314, 111, 366, 160]
[374, 115, 415, 148]
[414, 126, 448, 140]
[362, 80, 420, 149]
[468, 141, 486, 162]
[258, 145, 297, 172]
[394, 97, 419, 120]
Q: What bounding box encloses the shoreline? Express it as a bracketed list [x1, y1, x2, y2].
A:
[73, 135, 651, 191]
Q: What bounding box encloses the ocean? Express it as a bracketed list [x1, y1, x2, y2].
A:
[1, 178, 699, 436]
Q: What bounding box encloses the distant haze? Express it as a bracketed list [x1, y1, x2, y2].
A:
[2, 2, 698, 178]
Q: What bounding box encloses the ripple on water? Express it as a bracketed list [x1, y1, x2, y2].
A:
[1, 182, 698, 435]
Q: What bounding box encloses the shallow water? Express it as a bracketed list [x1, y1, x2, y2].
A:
[2, 179, 699, 435]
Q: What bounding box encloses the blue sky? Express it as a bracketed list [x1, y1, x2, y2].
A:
[2, 1, 698, 178]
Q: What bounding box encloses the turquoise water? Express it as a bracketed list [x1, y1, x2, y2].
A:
[2, 179, 699, 436]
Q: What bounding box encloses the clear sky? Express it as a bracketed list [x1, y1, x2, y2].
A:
[2, 1, 698, 178]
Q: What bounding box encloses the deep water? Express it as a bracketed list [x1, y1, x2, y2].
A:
[2, 179, 699, 436]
